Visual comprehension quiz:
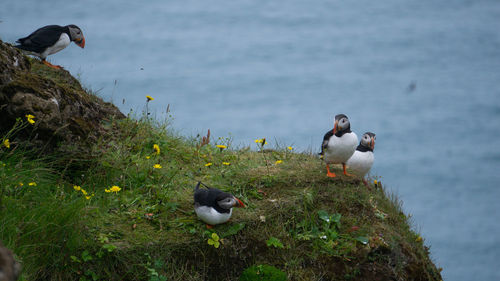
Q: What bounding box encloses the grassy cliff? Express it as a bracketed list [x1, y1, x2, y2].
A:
[0, 43, 442, 281]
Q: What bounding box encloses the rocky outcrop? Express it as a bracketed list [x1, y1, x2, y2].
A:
[0, 241, 20, 281]
[0, 39, 124, 152]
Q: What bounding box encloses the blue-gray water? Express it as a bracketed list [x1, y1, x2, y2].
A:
[1, 1, 500, 280]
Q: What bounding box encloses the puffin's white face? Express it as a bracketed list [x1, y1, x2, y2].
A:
[361, 133, 376, 150]
[217, 195, 245, 209]
[68, 25, 85, 48]
[334, 116, 350, 134]
[217, 196, 238, 209]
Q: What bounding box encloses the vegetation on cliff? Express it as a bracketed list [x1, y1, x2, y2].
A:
[0, 40, 442, 280]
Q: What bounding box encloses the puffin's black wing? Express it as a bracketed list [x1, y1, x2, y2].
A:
[16, 25, 66, 53]
[194, 188, 223, 207]
[320, 130, 333, 155]
[194, 187, 232, 213]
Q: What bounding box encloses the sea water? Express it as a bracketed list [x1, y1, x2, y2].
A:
[1, 0, 499, 280]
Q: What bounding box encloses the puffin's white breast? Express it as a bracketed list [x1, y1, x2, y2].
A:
[346, 150, 374, 178]
[41, 33, 70, 58]
[195, 206, 232, 225]
[324, 132, 358, 164]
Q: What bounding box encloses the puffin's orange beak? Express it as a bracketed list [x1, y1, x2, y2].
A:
[76, 36, 85, 48]
[333, 120, 338, 134]
[235, 197, 245, 208]
[370, 138, 375, 150]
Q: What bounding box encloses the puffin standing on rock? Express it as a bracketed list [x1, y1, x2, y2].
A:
[194, 182, 245, 228]
[346, 132, 376, 186]
[15, 24, 85, 69]
[320, 114, 358, 177]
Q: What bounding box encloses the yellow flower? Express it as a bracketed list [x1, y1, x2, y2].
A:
[73, 185, 81, 191]
[81, 189, 88, 196]
[153, 144, 160, 155]
[153, 164, 162, 169]
[85, 193, 94, 200]
[205, 163, 213, 167]
[254, 138, 268, 147]
[207, 233, 220, 248]
[275, 160, 283, 165]
[222, 162, 230, 166]
[28, 182, 37, 186]
[25, 114, 35, 125]
[109, 185, 121, 193]
[216, 145, 227, 150]
[3, 139, 10, 149]
[415, 236, 423, 242]
[146, 156, 151, 159]
[146, 95, 154, 101]
[18, 182, 23, 187]
[287, 146, 293, 151]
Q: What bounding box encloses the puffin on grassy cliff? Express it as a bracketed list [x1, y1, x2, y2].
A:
[320, 114, 358, 177]
[346, 132, 376, 186]
[15, 24, 85, 69]
[193, 182, 245, 228]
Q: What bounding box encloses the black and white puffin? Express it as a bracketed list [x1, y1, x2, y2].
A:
[15, 24, 85, 69]
[346, 132, 376, 186]
[193, 182, 245, 228]
[320, 114, 358, 177]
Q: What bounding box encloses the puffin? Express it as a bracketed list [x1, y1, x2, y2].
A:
[15, 24, 85, 69]
[320, 114, 358, 177]
[0, 242, 21, 281]
[193, 182, 245, 228]
[346, 132, 376, 186]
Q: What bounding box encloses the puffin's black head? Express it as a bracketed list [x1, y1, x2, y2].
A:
[215, 192, 245, 210]
[360, 132, 376, 151]
[66, 24, 85, 48]
[333, 114, 351, 136]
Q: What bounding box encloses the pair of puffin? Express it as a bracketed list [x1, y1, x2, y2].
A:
[15, 24, 85, 69]
[194, 114, 376, 227]
[320, 114, 376, 186]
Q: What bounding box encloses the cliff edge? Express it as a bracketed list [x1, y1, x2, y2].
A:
[0, 39, 124, 152]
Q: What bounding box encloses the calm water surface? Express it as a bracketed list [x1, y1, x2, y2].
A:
[1, 1, 500, 280]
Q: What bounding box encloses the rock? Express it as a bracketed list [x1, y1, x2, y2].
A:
[0, 39, 124, 152]
[0, 242, 20, 281]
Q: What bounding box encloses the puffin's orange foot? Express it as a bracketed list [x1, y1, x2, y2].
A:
[326, 165, 336, 178]
[206, 224, 214, 229]
[342, 164, 354, 177]
[42, 60, 62, 69]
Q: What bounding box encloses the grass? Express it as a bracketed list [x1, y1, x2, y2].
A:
[0, 113, 442, 281]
